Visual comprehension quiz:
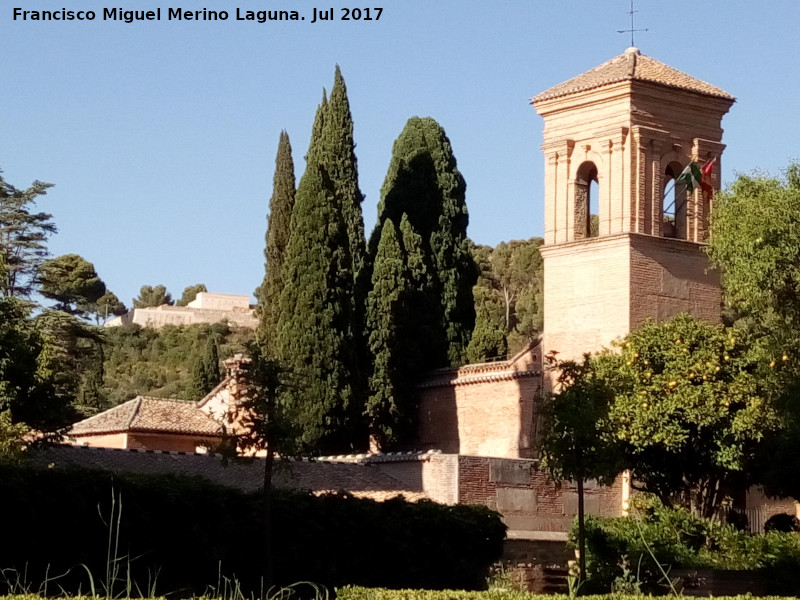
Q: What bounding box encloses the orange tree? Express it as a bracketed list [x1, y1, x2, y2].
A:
[593, 314, 786, 519]
[538, 352, 624, 584]
[707, 164, 800, 500]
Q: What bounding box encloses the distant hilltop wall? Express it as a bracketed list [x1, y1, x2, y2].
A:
[105, 292, 257, 329]
[187, 292, 250, 311]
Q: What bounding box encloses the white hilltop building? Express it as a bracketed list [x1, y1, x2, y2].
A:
[105, 292, 258, 329]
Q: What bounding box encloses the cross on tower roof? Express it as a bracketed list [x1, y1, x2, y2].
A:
[617, 0, 649, 47]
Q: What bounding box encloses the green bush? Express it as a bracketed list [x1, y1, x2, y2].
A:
[573, 495, 800, 594]
[0, 463, 505, 596]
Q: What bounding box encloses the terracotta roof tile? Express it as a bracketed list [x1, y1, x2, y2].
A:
[69, 397, 222, 437]
[532, 48, 734, 103]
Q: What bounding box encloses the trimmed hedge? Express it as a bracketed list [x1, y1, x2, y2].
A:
[336, 588, 799, 600]
[2, 593, 799, 600]
[0, 463, 505, 596]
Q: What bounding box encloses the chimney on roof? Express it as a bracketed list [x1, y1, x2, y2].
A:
[223, 354, 252, 402]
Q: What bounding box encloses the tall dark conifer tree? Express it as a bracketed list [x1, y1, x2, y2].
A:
[324, 66, 367, 291]
[365, 219, 409, 450]
[277, 75, 366, 454]
[257, 131, 296, 355]
[371, 117, 476, 367]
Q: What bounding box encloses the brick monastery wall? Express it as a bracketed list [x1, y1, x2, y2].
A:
[456, 456, 624, 532]
[416, 347, 541, 458]
[374, 453, 459, 505]
[375, 453, 623, 533]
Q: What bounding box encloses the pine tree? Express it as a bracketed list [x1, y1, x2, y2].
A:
[372, 117, 477, 366]
[256, 131, 296, 355]
[276, 92, 364, 454]
[365, 220, 410, 450]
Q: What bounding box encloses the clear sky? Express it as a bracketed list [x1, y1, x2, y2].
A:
[3, 0, 799, 308]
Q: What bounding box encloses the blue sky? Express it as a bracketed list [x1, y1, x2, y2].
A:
[3, 0, 799, 307]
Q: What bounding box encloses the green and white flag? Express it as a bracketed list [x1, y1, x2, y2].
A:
[676, 162, 702, 192]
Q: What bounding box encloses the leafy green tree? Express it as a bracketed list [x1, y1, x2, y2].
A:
[176, 283, 207, 307]
[0, 410, 29, 462]
[708, 163, 800, 370]
[257, 131, 296, 355]
[225, 346, 300, 588]
[0, 299, 78, 431]
[133, 284, 173, 308]
[706, 163, 800, 502]
[0, 298, 43, 424]
[538, 352, 624, 584]
[277, 96, 364, 454]
[594, 314, 781, 518]
[38, 254, 106, 316]
[466, 284, 507, 363]
[373, 117, 476, 366]
[99, 322, 254, 405]
[468, 238, 544, 359]
[0, 170, 56, 298]
[33, 309, 101, 423]
[708, 163, 800, 325]
[91, 290, 127, 324]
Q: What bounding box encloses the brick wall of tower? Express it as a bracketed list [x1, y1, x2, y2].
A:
[540, 234, 632, 363]
[628, 234, 721, 327]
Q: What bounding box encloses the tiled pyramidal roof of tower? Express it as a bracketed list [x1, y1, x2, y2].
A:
[532, 48, 735, 103]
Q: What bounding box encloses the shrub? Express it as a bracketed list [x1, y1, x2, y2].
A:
[572, 495, 800, 594]
[0, 462, 505, 596]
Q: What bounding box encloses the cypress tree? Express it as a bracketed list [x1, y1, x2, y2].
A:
[398, 213, 443, 373]
[191, 336, 221, 400]
[256, 131, 296, 355]
[319, 67, 369, 409]
[365, 219, 410, 450]
[324, 66, 366, 289]
[276, 95, 364, 454]
[372, 117, 477, 366]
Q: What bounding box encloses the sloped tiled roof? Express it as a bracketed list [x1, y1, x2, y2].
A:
[532, 48, 734, 103]
[69, 396, 222, 437]
[29, 445, 428, 501]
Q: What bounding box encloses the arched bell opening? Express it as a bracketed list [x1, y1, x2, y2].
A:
[662, 162, 689, 239]
[575, 161, 599, 240]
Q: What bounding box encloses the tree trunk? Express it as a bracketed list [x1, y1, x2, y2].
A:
[262, 444, 274, 589]
[577, 474, 587, 587]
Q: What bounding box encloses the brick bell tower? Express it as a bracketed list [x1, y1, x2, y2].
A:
[531, 47, 735, 367]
